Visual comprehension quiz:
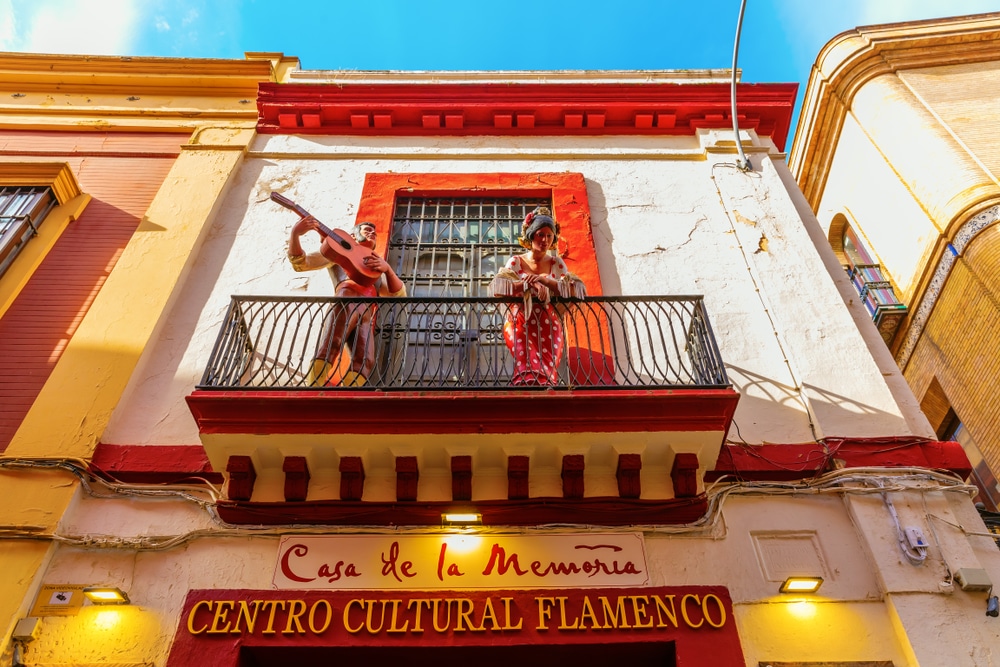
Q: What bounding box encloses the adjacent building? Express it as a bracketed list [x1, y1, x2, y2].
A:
[2, 49, 999, 666]
[790, 12, 1000, 513]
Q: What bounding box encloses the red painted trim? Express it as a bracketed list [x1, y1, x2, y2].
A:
[215, 495, 708, 527]
[256, 81, 797, 150]
[168, 586, 745, 667]
[185, 389, 741, 435]
[89, 443, 222, 484]
[355, 172, 603, 296]
[708, 437, 973, 481]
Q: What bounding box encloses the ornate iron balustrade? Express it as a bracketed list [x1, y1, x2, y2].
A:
[199, 295, 729, 390]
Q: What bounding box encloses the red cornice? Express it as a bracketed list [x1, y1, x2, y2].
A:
[185, 389, 740, 435]
[708, 436, 972, 481]
[256, 81, 797, 150]
[89, 436, 973, 489]
[90, 443, 222, 484]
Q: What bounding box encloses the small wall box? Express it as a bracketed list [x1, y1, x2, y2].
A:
[13, 617, 40, 642]
[954, 567, 993, 591]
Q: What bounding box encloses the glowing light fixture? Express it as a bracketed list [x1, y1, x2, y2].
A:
[441, 512, 482, 527]
[83, 587, 130, 605]
[779, 577, 823, 594]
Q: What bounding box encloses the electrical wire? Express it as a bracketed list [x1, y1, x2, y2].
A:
[0, 459, 977, 550]
[874, 478, 927, 565]
[730, 0, 752, 171]
[711, 162, 822, 443]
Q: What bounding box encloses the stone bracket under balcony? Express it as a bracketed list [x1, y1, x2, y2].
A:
[185, 388, 739, 526]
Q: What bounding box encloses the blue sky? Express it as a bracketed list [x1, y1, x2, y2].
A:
[0, 0, 997, 133]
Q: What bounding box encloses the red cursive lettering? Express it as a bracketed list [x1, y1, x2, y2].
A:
[279, 544, 316, 583]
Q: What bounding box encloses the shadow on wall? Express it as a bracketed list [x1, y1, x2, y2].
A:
[101, 159, 268, 444]
[582, 178, 623, 296]
[727, 364, 910, 444]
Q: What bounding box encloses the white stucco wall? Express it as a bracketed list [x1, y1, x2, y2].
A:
[103, 130, 920, 450]
[29, 480, 1000, 666]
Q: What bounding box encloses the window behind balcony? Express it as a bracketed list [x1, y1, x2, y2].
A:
[383, 196, 550, 385]
[0, 186, 57, 277]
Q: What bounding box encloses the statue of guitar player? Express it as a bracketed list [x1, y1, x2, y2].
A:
[287, 215, 406, 387]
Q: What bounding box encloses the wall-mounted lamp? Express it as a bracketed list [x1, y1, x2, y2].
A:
[83, 587, 130, 605]
[779, 577, 823, 594]
[441, 512, 482, 527]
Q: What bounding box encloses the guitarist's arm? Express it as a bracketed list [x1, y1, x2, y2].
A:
[287, 215, 332, 272]
[364, 254, 406, 297]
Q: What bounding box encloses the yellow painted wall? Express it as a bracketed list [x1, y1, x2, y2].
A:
[0, 53, 295, 653]
[0, 129, 254, 649]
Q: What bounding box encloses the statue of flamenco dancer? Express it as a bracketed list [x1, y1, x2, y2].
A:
[490, 206, 585, 386]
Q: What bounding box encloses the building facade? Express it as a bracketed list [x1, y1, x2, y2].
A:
[790, 12, 1000, 513]
[2, 52, 999, 666]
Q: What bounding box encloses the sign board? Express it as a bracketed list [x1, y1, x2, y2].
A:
[168, 585, 746, 667]
[274, 533, 648, 590]
[30, 584, 86, 616]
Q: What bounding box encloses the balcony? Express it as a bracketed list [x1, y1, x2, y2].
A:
[186, 295, 739, 524]
[197, 295, 729, 391]
[848, 263, 907, 345]
[188, 294, 738, 435]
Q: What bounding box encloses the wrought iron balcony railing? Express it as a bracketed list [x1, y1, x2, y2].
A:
[198, 295, 729, 390]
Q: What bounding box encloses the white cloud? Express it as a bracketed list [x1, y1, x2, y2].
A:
[855, 0, 1000, 26]
[155, 16, 171, 32]
[2, 0, 141, 55]
[0, 0, 21, 51]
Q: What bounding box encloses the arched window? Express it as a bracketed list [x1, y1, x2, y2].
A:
[834, 217, 907, 345]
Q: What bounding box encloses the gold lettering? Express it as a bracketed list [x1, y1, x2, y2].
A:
[231, 600, 261, 634]
[653, 595, 677, 628]
[208, 601, 235, 634]
[387, 599, 409, 633]
[365, 600, 387, 633]
[578, 596, 601, 630]
[186, 600, 212, 635]
[681, 594, 703, 628]
[455, 598, 482, 632]
[630, 596, 654, 629]
[535, 597, 555, 630]
[283, 600, 307, 634]
[702, 594, 726, 628]
[557, 597, 579, 630]
[502, 597, 523, 630]
[432, 599, 453, 633]
[260, 600, 287, 635]
[480, 598, 500, 630]
[344, 599, 365, 634]
[408, 599, 431, 633]
[308, 600, 333, 634]
[600, 596, 631, 629]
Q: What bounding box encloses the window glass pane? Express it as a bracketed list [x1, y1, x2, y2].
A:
[0, 186, 56, 276]
[389, 196, 548, 298]
[945, 420, 1000, 511]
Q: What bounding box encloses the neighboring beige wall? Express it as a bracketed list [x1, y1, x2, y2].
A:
[905, 223, 1000, 470]
[814, 108, 939, 303]
[900, 60, 1000, 188]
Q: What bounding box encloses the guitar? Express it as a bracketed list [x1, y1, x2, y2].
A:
[270, 192, 381, 286]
